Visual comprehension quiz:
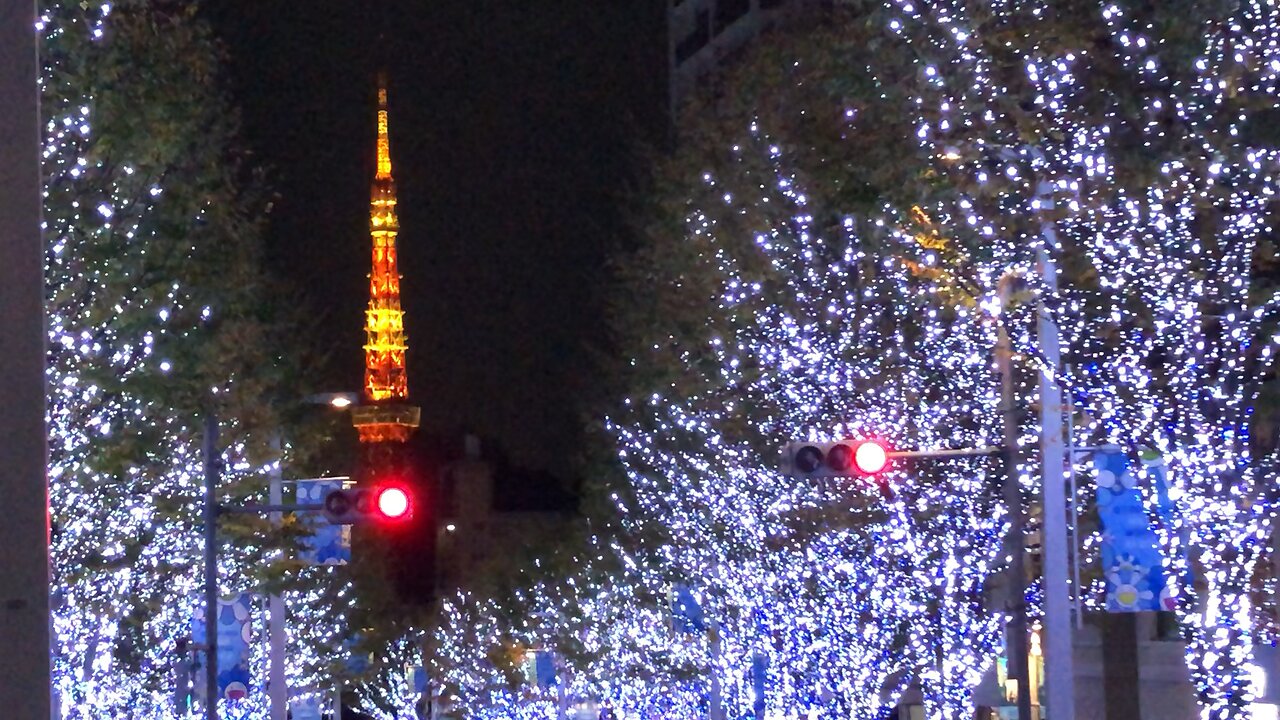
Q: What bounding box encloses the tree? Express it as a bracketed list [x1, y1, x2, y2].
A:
[41, 1, 342, 715]
[599, 12, 1009, 716]
[864, 0, 1280, 716]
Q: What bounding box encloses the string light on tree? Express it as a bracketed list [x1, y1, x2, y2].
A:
[40, 3, 346, 716]
[878, 0, 1280, 716]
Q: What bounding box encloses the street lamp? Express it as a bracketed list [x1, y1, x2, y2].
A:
[305, 391, 359, 410]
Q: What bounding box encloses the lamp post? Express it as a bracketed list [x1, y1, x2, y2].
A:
[995, 278, 1034, 720]
[202, 414, 220, 720]
[267, 391, 357, 719]
[948, 141, 1075, 720]
[201, 392, 357, 719]
[267, 442, 285, 720]
[1032, 170, 1075, 720]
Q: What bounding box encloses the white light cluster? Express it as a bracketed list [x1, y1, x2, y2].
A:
[40, 2, 351, 717]
[428, 107, 1009, 720]
[883, 0, 1280, 716]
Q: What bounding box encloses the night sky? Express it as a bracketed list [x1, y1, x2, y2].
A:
[206, 2, 667, 479]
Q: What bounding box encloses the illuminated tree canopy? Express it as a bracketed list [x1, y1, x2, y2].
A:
[867, 0, 1280, 716]
[41, 1, 356, 716]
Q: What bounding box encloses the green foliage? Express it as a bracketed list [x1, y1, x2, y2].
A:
[604, 7, 952, 413]
[596, 7, 944, 524]
[42, 0, 337, 710]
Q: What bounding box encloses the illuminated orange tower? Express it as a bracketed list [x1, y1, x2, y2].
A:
[353, 73, 420, 444]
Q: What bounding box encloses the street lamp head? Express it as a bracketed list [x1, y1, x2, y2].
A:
[303, 391, 359, 409]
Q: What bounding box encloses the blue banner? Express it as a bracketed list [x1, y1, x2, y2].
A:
[1094, 450, 1173, 612]
[297, 478, 350, 564]
[751, 652, 768, 718]
[535, 650, 558, 687]
[290, 695, 325, 720]
[192, 593, 255, 702]
[671, 584, 706, 634]
[346, 634, 369, 675]
[409, 664, 427, 693]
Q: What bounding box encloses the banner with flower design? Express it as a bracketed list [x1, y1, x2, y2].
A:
[1094, 450, 1174, 612]
[192, 593, 256, 702]
[297, 478, 350, 564]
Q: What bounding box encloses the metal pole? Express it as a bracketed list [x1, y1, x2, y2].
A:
[223, 503, 322, 515]
[556, 657, 569, 720]
[887, 446, 1003, 460]
[709, 620, 723, 720]
[174, 638, 192, 715]
[203, 414, 219, 720]
[1037, 178, 1076, 720]
[996, 280, 1033, 720]
[0, 0, 53, 717]
[268, 448, 287, 720]
[1066, 366, 1084, 631]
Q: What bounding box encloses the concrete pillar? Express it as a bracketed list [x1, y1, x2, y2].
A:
[1103, 613, 1141, 720]
[0, 1, 54, 717]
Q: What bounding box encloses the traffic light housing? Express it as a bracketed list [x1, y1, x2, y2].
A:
[322, 484, 414, 525]
[782, 440, 891, 478]
[352, 440, 436, 605]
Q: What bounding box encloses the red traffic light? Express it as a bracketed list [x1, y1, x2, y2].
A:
[786, 440, 893, 477]
[375, 486, 411, 520]
[853, 440, 889, 475]
[322, 485, 414, 524]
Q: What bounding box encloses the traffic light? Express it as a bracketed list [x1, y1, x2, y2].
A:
[783, 440, 892, 478]
[853, 440, 888, 475]
[322, 484, 414, 525]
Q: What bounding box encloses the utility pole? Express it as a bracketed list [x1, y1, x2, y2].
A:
[0, 0, 54, 716]
[556, 655, 570, 720]
[709, 620, 723, 720]
[1035, 176, 1076, 720]
[997, 278, 1033, 720]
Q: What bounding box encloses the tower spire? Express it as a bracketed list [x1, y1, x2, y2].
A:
[375, 71, 392, 180]
[354, 72, 419, 443]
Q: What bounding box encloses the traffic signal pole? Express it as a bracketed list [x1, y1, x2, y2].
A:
[203, 415, 220, 720]
[785, 333, 1086, 720]
[787, 354, 1082, 720]
[268, 457, 287, 720]
[784, 436, 1029, 714]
